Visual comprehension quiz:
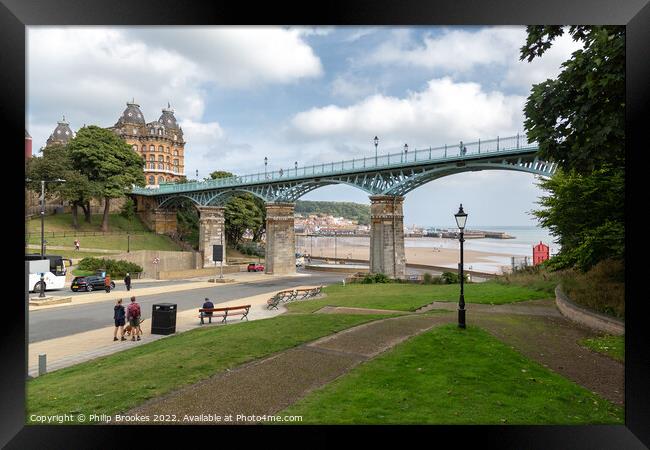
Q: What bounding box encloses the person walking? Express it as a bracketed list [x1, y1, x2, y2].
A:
[126, 296, 142, 341]
[104, 274, 112, 293]
[113, 299, 127, 341]
[74, 239, 80, 251]
[124, 272, 132, 291]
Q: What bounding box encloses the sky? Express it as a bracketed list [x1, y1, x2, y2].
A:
[26, 26, 582, 228]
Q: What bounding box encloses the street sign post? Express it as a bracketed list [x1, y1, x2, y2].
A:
[213, 243, 223, 280]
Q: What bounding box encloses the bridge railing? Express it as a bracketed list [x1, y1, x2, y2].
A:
[132, 134, 537, 195]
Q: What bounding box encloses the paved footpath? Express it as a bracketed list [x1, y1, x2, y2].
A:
[125, 313, 454, 424]
[27, 286, 316, 378]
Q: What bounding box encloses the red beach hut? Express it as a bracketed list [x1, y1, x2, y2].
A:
[533, 242, 550, 265]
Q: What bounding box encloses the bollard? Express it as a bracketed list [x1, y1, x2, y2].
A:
[38, 353, 47, 376]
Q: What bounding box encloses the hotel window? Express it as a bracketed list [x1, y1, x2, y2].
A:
[159, 145, 164, 152]
[173, 149, 178, 156]
[132, 145, 138, 152]
[133, 128, 138, 135]
[158, 155, 164, 162]
[166, 147, 170, 153]
[150, 162, 155, 169]
[149, 154, 155, 161]
[149, 145, 155, 152]
[149, 176, 155, 184]
[141, 145, 146, 153]
[158, 163, 163, 170]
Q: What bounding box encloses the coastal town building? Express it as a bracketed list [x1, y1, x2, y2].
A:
[108, 101, 186, 186]
[43, 101, 187, 187]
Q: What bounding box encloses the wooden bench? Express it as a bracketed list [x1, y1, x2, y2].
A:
[199, 305, 251, 324]
[267, 293, 283, 310]
[295, 285, 324, 299]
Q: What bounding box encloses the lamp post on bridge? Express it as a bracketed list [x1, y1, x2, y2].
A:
[373, 136, 379, 165]
[404, 143, 408, 163]
[264, 157, 268, 178]
[454, 204, 468, 329]
[295, 161, 298, 175]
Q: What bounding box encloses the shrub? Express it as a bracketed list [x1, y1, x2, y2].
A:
[236, 241, 265, 257]
[361, 273, 391, 284]
[119, 198, 136, 220]
[422, 272, 444, 285]
[562, 258, 625, 319]
[77, 257, 143, 278]
[440, 272, 469, 284]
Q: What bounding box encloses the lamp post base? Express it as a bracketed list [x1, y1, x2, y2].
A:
[458, 308, 466, 329]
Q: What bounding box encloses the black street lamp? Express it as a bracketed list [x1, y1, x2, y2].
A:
[26, 178, 65, 259]
[373, 136, 379, 164]
[454, 204, 468, 329]
[404, 143, 408, 162]
[264, 157, 268, 177]
[295, 161, 298, 174]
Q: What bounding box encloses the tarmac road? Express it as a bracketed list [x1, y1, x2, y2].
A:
[28, 270, 345, 343]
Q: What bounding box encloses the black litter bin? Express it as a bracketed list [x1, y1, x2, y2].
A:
[151, 303, 177, 335]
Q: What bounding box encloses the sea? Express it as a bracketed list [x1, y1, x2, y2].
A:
[296, 225, 559, 274]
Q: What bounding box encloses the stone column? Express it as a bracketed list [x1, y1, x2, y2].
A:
[265, 202, 296, 275]
[369, 195, 406, 279]
[198, 206, 226, 269]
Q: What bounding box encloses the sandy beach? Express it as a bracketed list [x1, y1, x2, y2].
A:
[296, 236, 514, 274]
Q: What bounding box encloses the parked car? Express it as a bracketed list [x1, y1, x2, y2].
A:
[71, 275, 116, 292]
[247, 263, 264, 272]
[296, 256, 305, 267]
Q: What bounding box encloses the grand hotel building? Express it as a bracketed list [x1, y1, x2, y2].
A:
[44, 101, 186, 186]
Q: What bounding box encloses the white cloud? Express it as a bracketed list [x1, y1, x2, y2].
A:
[291, 77, 526, 149]
[330, 75, 378, 100]
[503, 32, 583, 90]
[27, 26, 323, 155]
[123, 27, 323, 88]
[361, 27, 583, 90]
[362, 27, 525, 72]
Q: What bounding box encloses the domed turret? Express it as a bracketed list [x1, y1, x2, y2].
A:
[158, 102, 179, 129]
[46, 115, 74, 147]
[116, 99, 146, 126]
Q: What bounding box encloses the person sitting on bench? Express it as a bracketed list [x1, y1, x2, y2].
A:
[201, 297, 215, 324]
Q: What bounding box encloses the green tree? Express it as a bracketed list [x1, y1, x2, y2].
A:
[25, 143, 98, 228]
[210, 170, 266, 244]
[521, 26, 625, 271]
[521, 26, 625, 174]
[67, 126, 145, 231]
[533, 166, 624, 271]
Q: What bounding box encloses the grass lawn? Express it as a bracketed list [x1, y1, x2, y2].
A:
[27, 313, 393, 423]
[280, 324, 624, 424]
[25, 213, 183, 252]
[579, 335, 624, 363]
[286, 282, 552, 314]
[26, 213, 151, 233]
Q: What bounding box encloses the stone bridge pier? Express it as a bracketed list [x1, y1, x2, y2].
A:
[198, 206, 226, 269]
[369, 195, 406, 279]
[134, 195, 178, 234]
[265, 202, 296, 275]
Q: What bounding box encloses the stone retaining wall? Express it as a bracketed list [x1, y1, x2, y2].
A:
[555, 285, 624, 335]
[158, 265, 244, 280]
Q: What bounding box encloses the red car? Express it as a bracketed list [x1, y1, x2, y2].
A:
[247, 263, 264, 272]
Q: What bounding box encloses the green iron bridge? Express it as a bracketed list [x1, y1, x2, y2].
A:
[131, 134, 556, 207]
[132, 134, 556, 277]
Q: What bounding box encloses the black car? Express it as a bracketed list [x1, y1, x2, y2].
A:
[71, 275, 116, 292]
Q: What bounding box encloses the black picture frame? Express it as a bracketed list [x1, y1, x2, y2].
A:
[3, 0, 648, 447]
